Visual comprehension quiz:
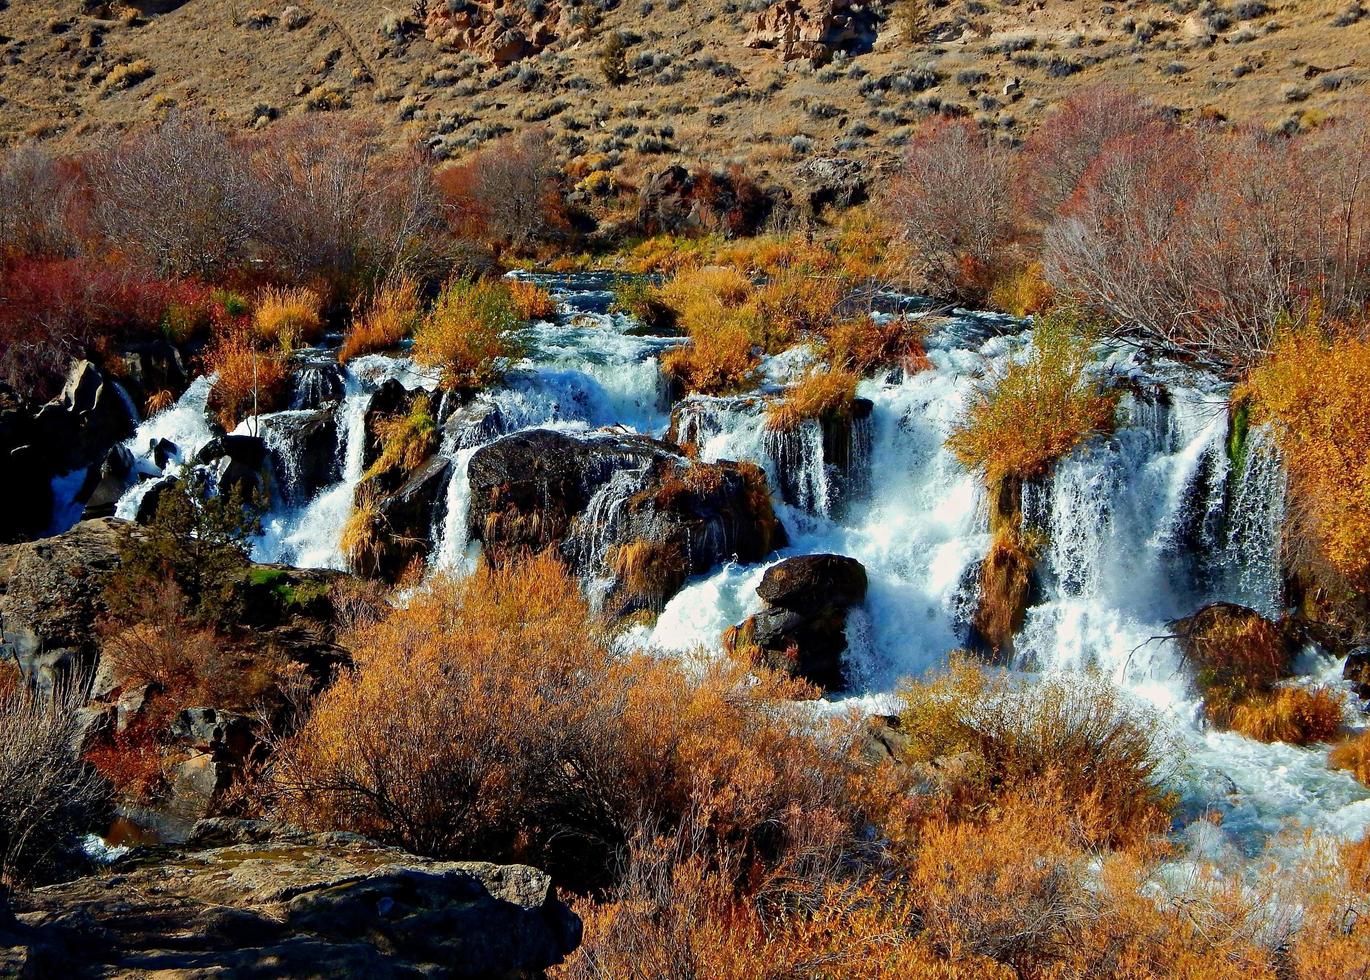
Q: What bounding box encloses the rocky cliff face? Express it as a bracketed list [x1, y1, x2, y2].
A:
[1, 820, 582, 979]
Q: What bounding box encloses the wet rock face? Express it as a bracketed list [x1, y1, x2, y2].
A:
[352, 455, 454, 580]
[467, 429, 785, 611]
[3, 822, 582, 978]
[1343, 647, 1370, 701]
[728, 554, 867, 692]
[257, 407, 341, 505]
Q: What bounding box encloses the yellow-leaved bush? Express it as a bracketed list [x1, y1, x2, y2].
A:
[1241, 322, 1370, 593]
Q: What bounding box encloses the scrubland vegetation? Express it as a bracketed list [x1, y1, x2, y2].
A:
[4, 75, 1370, 979]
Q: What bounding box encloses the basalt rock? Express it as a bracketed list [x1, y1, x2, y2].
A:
[196, 434, 272, 501]
[794, 156, 868, 214]
[743, 0, 877, 64]
[1343, 647, 1370, 701]
[351, 455, 453, 580]
[725, 553, 867, 691]
[4, 824, 582, 978]
[290, 359, 347, 410]
[257, 407, 341, 505]
[467, 429, 785, 611]
[80, 444, 138, 520]
[111, 338, 188, 409]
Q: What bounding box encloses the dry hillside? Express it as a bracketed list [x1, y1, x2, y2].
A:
[1, 0, 1367, 193]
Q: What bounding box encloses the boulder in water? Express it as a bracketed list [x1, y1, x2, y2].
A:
[289, 359, 346, 410]
[467, 429, 785, 612]
[80, 444, 138, 520]
[257, 408, 340, 505]
[348, 455, 453, 581]
[197, 434, 272, 501]
[725, 554, 867, 692]
[1344, 647, 1370, 701]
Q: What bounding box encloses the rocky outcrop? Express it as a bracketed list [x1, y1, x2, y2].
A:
[794, 156, 868, 214]
[1343, 647, 1370, 701]
[290, 358, 346, 410]
[467, 429, 785, 612]
[424, 0, 566, 65]
[725, 554, 867, 691]
[0, 517, 131, 685]
[196, 434, 273, 502]
[744, 0, 877, 64]
[636, 165, 778, 238]
[3, 823, 582, 978]
[79, 445, 138, 520]
[351, 455, 454, 580]
[0, 362, 139, 541]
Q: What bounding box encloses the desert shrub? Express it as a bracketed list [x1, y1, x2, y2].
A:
[339, 276, 423, 362]
[749, 266, 844, 351]
[898, 660, 1175, 848]
[252, 285, 323, 351]
[1228, 686, 1344, 745]
[822, 315, 930, 376]
[1328, 731, 1370, 786]
[252, 115, 454, 291]
[412, 277, 525, 393]
[659, 265, 754, 320]
[0, 144, 83, 259]
[1017, 86, 1159, 222]
[437, 128, 564, 253]
[204, 324, 290, 427]
[272, 553, 867, 890]
[88, 112, 260, 279]
[766, 368, 858, 432]
[508, 278, 558, 320]
[0, 679, 109, 886]
[1043, 119, 1370, 377]
[1174, 604, 1293, 726]
[887, 116, 1017, 302]
[1241, 323, 1370, 594]
[947, 308, 1118, 483]
[600, 32, 629, 84]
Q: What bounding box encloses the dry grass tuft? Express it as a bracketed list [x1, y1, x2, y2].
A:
[412, 277, 524, 392]
[1228, 686, 1343, 745]
[610, 538, 687, 610]
[971, 525, 1038, 662]
[948, 307, 1118, 483]
[204, 324, 289, 428]
[339, 277, 422, 363]
[1329, 731, 1370, 786]
[822, 315, 931, 377]
[766, 367, 858, 432]
[341, 492, 387, 577]
[252, 285, 324, 351]
[508, 278, 558, 320]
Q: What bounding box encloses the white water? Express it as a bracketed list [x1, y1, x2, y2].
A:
[112, 375, 218, 521]
[98, 276, 1370, 852]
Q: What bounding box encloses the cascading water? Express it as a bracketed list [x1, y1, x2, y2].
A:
[112, 375, 219, 521]
[100, 275, 1367, 853]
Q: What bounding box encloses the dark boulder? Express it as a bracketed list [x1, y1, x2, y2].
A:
[197, 434, 272, 500]
[257, 408, 341, 504]
[351, 455, 453, 580]
[363, 378, 423, 470]
[172, 707, 258, 762]
[112, 338, 188, 408]
[726, 554, 867, 691]
[134, 475, 180, 524]
[0, 383, 52, 542]
[33, 360, 138, 474]
[80, 444, 138, 519]
[467, 429, 785, 611]
[638, 164, 694, 236]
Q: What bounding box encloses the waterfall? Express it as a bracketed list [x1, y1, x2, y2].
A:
[112, 375, 218, 520]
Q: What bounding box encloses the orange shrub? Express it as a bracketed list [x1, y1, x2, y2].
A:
[252, 285, 324, 351]
[766, 367, 858, 432]
[1227, 686, 1343, 745]
[947, 308, 1118, 483]
[204, 324, 289, 428]
[339, 277, 422, 362]
[1242, 322, 1370, 593]
[272, 553, 867, 889]
[507, 278, 558, 320]
[823, 315, 931, 376]
[749, 266, 843, 351]
[411, 277, 524, 393]
[660, 319, 759, 395]
[987, 261, 1055, 318]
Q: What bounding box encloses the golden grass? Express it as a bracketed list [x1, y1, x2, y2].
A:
[610, 538, 687, 610]
[660, 320, 759, 395]
[412, 277, 524, 392]
[948, 307, 1118, 483]
[341, 492, 386, 577]
[252, 285, 324, 352]
[765, 368, 858, 432]
[987, 261, 1055, 318]
[339, 277, 422, 363]
[364, 394, 437, 483]
[1328, 731, 1370, 786]
[970, 524, 1038, 663]
[1227, 686, 1344, 745]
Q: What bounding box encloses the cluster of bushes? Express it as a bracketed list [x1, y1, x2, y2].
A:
[890, 89, 1370, 378]
[252, 553, 1370, 977]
